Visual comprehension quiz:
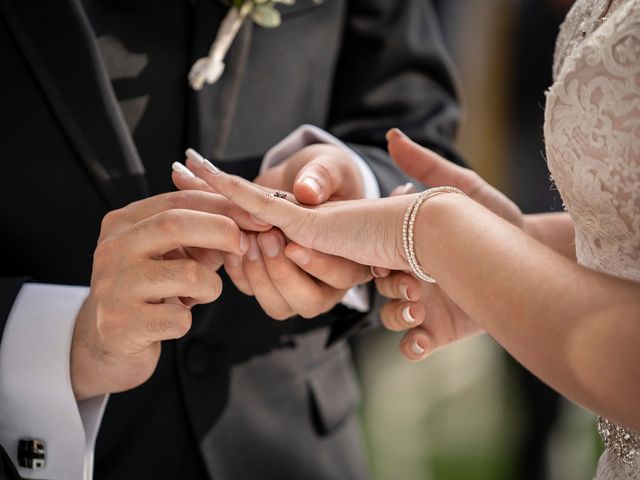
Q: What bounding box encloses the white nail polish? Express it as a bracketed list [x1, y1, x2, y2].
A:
[411, 341, 425, 355]
[172, 162, 196, 178]
[203, 159, 220, 175]
[400, 283, 411, 301]
[185, 148, 205, 166]
[402, 306, 416, 324]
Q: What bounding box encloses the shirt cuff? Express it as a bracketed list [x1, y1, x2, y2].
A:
[0, 284, 108, 480]
[260, 125, 379, 313]
[260, 124, 381, 200]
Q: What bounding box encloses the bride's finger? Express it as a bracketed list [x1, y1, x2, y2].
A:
[171, 162, 217, 193]
[379, 300, 425, 331]
[387, 128, 479, 193]
[399, 328, 432, 362]
[184, 149, 309, 233]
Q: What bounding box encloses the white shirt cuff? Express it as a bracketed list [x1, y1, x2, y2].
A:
[0, 284, 108, 480]
[260, 125, 379, 313]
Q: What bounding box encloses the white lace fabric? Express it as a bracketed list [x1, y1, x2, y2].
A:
[544, 0, 640, 478]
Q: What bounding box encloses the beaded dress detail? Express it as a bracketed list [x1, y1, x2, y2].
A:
[544, 0, 640, 477]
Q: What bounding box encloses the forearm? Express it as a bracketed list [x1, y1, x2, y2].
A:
[416, 195, 640, 430]
[523, 212, 576, 259]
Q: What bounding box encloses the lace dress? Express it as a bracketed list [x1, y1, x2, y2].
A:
[544, 0, 640, 478]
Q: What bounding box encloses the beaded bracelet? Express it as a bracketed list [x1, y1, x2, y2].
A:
[402, 186, 467, 283]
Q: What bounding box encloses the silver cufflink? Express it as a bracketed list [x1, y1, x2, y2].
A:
[17, 439, 46, 470]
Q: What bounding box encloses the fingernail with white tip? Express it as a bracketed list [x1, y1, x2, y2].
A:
[411, 340, 425, 355]
[399, 283, 411, 301]
[185, 148, 205, 166]
[402, 306, 416, 325]
[172, 162, 196, 178]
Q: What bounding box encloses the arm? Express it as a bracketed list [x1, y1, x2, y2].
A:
[523, 212, 576, 259]
[411, 193, 640, 431]
[184, 151, 640, 433]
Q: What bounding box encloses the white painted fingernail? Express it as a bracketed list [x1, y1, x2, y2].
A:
[203, 159, 220, 175]
[411, 340, 425, 355]
[399, 283, 411, 301]
[185, 148, 205, 166]
[402, 306, 416, 325]
[300, 176, 322, 197]
[172, 162, 196, 178]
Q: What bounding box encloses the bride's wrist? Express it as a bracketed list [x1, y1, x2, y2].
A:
[403, 189, 467, 283]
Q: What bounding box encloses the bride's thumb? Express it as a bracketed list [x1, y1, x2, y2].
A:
[386, 128, 464, 189]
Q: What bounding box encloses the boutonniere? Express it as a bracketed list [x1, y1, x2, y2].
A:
[189, 0, 295, 90]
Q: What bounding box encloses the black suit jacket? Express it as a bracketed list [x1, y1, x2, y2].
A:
[0, 0, 461, 478]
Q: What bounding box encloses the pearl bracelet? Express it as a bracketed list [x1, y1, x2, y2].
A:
[402, 186, 467, 283]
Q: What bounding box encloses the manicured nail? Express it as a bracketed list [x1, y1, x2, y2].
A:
[226, 253, 241, 268]
[371, 266, 389, 278]
[402, 305, 416, 325]
[185, 148, 220, 175]
[401, 182, 416, 194]
[399, 283, 411, 301]
[172, 162, 195, 178]
[259, 232, 282, 258]
[247, 235, 260, 261]
[239, 231, 248, 253]
[287, 246, 311, 266]
[386, 128, 408, 142]
[202, 159, 220, 175]
[300, 176, 322, 197]
[185, 148, 205, 166]
[250, 214, 271, 228]
[411, 340, 425, 355]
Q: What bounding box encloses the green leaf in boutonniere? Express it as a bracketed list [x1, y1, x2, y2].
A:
[189, 0, 296, 90]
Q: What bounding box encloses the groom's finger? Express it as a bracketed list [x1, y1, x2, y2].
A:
[101, 190, 270, 242]
[387, 128, 480, 193]
[292, 149, 364, 205]
[185, 149, 308, 231]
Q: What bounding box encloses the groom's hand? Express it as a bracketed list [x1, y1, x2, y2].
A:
[228, 144, 373, 320]
[71, 191, 252, 401]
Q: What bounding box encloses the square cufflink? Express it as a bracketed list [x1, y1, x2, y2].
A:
[17, 439, 46, 470]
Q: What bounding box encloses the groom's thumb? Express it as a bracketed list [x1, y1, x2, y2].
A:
[293, 157, 341, 205]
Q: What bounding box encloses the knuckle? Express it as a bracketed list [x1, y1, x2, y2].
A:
[172, 309, 193, 337]
[265, 305, 293, 321]
[100, 209, 124, 233]
[181, 260, 202, 285]
[168, 190, 196, 210]
[93, 237, 116, 264]
[154, 210, 183, 236]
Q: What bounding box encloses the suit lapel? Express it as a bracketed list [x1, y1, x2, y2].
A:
[189, 0, 255, 161]
[1, 0, 149, 208]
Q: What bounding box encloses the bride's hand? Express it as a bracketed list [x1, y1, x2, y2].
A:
[374, 271, 484, 361]
[387, 129, 524, 229]
[180, 151, 414, 270]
